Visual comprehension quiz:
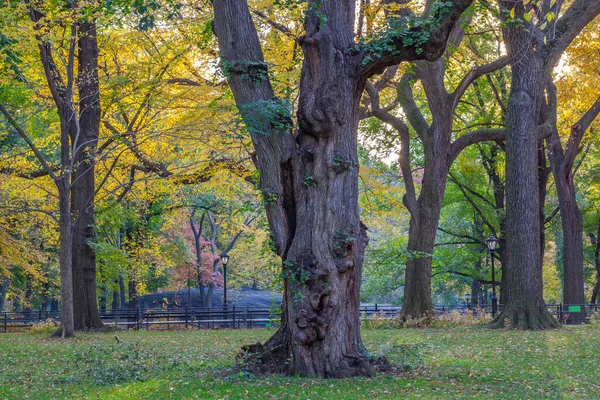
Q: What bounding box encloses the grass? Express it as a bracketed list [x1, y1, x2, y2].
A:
[1, 325, 600, 399]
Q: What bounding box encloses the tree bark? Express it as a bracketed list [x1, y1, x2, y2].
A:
[490, 2, 557, 329]
[213, 0, 471, 377]
[71, 20, 103, 331]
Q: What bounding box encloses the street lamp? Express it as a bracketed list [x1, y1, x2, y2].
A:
[465, 292, 471, 309]
[187, 262, 191, 308]
[221, 253, 229, 310]
[486, 235, 499, 317]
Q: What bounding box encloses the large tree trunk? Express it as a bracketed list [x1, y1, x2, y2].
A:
[491, 6, 557, 329]
[214, 0, 371, 377]
[397, 58, 454, 320]
[71, 20, 103, 331]
[213, 0, 471, 377]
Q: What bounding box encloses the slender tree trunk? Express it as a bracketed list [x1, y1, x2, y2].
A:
[99, 284, 107, 312]
[591, 222, 600, 305]
[128, 280, 138, 310]
[119, 273, 126, 307]
[111, 283, 119, 311]
[24, 274, 33, 312]
[58, 182, 75, 337]
[0, 278, 8, 312]
[547, 132, 586, 322]
[41, 282, 48, 312]
[71, 20, 103, 331]
[491, 9, 557, 329]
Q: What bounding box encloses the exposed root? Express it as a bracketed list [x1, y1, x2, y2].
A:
[487, 305, 559, 330]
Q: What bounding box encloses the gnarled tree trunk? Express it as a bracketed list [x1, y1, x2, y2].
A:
[213, 0, 472, 377]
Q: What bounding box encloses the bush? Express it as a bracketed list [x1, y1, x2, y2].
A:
[29, 319, 60, 335]
[362, 308, 491, 330]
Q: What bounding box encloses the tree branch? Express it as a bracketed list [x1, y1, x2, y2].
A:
[448, 128, 505, 164]
[357, 0, 474, 79]
[0, 101, 58, 181]
[450, 56, 510, 110]
[545, 0, 600, 69]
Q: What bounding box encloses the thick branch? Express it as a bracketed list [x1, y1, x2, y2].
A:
[0, 101, 58, 181]
[545, 0, 600, 69]
[357, 0, 474, 79]
[448, 128, 505, 164]
[397, 73, 429, 138]
[365, 82, 418, 217]
[564, 93, 600, 171]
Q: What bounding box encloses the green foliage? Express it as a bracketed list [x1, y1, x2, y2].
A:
[303, 174, 317, 188]
[238, 98, 293, 137]
[359, 1, 456, 63]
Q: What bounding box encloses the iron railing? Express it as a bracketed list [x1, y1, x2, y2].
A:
[0, 303, 595, 332]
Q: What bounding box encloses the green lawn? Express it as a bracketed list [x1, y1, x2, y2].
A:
[1, 325, 599, 399]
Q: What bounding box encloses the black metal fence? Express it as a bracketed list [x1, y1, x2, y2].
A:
[0, 303, 596, 333]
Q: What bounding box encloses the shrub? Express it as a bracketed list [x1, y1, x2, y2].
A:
[29, 319, 60, 335]
[362, 308, 491, 330]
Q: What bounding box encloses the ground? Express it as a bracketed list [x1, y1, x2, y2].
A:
[1, 325, 599, 399]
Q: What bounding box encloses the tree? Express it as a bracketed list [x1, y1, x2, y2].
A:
[492, 0, 600, 329]
[212, 0, 472, 377]
[189, 207, 257, 308]
[364, 9, 507, 319]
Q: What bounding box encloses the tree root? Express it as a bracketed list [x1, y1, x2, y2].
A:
[487, 305, 559, 330]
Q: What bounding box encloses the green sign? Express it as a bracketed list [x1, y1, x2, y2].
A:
[568, 305, 582, 313]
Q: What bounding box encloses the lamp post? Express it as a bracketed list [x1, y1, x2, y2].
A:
[465, 293, 471, 309]
[221, 253, 229, 310]
[187, 262, 191, 308]
[486, 235, 499, 317]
